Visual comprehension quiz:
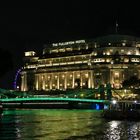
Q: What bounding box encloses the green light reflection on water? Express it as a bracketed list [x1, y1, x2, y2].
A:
[2, 109, 103, 140]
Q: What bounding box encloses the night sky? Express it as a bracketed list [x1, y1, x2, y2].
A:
[0, 2, 140, 89]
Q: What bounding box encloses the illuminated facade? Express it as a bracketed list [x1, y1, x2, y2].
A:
[20, 35, 140, 91]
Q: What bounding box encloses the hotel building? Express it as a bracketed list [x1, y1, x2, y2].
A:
[20, 34, 140, 91]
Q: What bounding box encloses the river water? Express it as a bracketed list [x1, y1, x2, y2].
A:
[0, 109, 140, 140]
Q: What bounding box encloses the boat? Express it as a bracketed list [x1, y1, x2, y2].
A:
[102, 100, 140, 120]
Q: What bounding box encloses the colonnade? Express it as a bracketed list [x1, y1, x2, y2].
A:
[34, 70, 94, 91]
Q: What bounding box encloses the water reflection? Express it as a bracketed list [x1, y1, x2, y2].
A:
[1, 109, 140, 139]
[104, 120, 140, 140]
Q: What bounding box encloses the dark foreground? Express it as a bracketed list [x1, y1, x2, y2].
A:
[1, 109, 140, 140]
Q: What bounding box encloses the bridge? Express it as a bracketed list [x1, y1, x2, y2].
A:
[1, 97, 108, 103]
[1, 97, 110, 109]
[0, 86, 123, 109]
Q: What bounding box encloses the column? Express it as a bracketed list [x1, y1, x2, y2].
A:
[50, 74, 52, 90]
[57, 73, 60, 90]
[42, 75, 45, 90]
[21, 74, 24, 91]
[80, 72, 83, 88]
[35, 74, 39, 90]
[72, 72, 75, 88]
[91, 70, 94, 88]
[64, 73, 67, 90]
[22, 72, 27, 91]
[88, 71, 91, 88]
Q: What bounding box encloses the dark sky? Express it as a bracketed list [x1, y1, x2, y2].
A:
[0, 2, 140, 89]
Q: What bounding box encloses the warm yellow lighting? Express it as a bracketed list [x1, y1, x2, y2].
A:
[94, 52, 97, 56]
[111, 61, 114, 64]
[114, 72, 119, 76]
[106, 52, 110, 55]
[106, 59, 111, 62]
[122, 42, 126, 46]
[83, 83, 86, 86]
[85, 73, 88, 78]
[127, 51, 131, 55]
[25, 51, 36, 56]
[131, 58, 140, 62]
[75, 83, 78, 86]
[77, 74, 80, 77]
[136, 51, 139, 55]
[124, 58, 129, 62]
[51, 49, 58, 53]
[66, 48, 72, 51]
[59, 49, 65, 52]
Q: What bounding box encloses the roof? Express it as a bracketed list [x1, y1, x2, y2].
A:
[93, 34, 140, 43]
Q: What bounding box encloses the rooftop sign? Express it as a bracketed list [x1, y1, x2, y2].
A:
[52, 40, 85, 47]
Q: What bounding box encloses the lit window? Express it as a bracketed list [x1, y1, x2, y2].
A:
[106, 59, 111, 62]
[136, 51, 139, 55]
[77, 74, 80, 77]
[122, 43, 126, 46]
[75, 83, 78, 86]
[94, 52, 97, 56]
[106, 52, 110, 55]
[66, 48, 72, 51]
[25, 51, 36, 56]
[83, 83, 86, 86]
[131, 58, 140, 62]
[114, 72, 119, 77]
[111, 61, 114, 64]
[59, 49, 65, 52]
[124, 58, 129, 62]
[51, 49, 58, 53]
[136, 44, 140, 47]
[127, 51, 132, 55]
[85, 73, 88, 78]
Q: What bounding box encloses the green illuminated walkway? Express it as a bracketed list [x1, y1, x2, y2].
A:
[1, 97, 109, 103]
